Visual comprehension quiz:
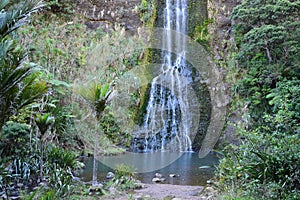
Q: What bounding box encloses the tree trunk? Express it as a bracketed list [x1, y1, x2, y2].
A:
[39, 140, 43, 182]
[264, 39, 272, 62]
[92, 133, 99, 186]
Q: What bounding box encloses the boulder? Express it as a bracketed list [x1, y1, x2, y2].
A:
[152, 177, 166, 183]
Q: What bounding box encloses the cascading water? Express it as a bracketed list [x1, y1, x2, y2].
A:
[132, 0, 196, 152]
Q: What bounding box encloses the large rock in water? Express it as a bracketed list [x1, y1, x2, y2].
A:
[75, 0, 142, 31]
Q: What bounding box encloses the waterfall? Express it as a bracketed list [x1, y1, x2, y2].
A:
[132, 0, 193, 152]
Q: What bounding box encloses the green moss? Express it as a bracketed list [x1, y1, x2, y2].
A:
[192, 19, 213, 49]
[137, 0, 157, 27]
[130, 1, 158, 125]
[188, 0, 208, 38]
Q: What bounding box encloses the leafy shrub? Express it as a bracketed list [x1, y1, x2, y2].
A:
[114, 164, 134, 179]
[105, 164, 137, 191]
[217, 80, 300, 199]
[0, 154, 41, 198]
[19, 14, 104, 83]
[217, 122, 300, 199]
[0, 122, 31, 159]
[44, 0, 74, 17]
[44, 146, 80, 196]
[218, 2, 300, 198]
[46, 146, 78, 171]
[100, 111, 131, 147]
[230, 0, 300, 123]
[0, 0, 48, 133]
[217, 79, 300, 198]
[266, 79, 300, 134]
[137, 0, 157, 25]
[193, 19, 213, 49]
[48, 104, 76, 147]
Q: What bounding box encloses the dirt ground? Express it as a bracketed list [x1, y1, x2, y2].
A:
[132, 183, 213, 200]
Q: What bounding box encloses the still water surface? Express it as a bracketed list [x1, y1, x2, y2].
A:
[79, 152, 219, 186]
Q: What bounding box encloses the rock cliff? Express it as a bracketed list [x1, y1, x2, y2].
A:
[75, 0, 142, 31]
[208, 0, 237, 61]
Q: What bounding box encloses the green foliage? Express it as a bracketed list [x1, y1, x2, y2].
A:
[231, 0, 300, 31]
[38, 190, 55, 200]
[45, 147, 79, 196]
[218, 1, 300, 199]
[46, 146, 78, 171]
[98, 137, 126, 155]
[0, 154, 41, 198]
[193, 19, 213, 49]
[0, 122, 30, 159]
[266, 79, 300, 134]
[217, 125, 300, 199]
[105, 164, 137, 191]
[107, 175, 137, 191]
[77, 82, 111, 120]
[0, 121, 82, 198]
[0, 0, 43, 37]
[23, 189, 56, 200]
[137, 0, 157, 25]
[19, 14, 145, 152]
[50, 104, 76, 145]
[235, 63, 280, 119]
[100, 111, 131, 147]
[114, 164, 135, 179]
[218, 80, 300, 199]
[1, 1, 99, 199]
[35, 113, 55, 136]
[73, 26, 145, 150]
[0, 0, 48, 132]
[0, 49, 48, 130]
[44, 0, 74, 17]
[268, 79, 300, 112]
[230, 0, 300, 121]
[19, 14, 104, 82]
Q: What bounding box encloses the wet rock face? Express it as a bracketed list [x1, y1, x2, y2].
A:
[75, 0, 142, 31]
[207, 0, 239, 147]
[208, 0, 238, 60]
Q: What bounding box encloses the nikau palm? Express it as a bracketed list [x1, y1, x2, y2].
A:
[0, 0, 47, 133]
[78, 82, 112, 120]
[35, 113, 55, 181]
[77, 81, 113, 186]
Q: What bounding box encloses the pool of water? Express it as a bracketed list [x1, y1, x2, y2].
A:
[78, 151, 219, 186]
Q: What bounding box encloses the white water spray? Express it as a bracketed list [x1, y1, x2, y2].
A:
[136, 0, 192, 152]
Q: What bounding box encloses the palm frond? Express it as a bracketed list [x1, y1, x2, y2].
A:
[17, 75, 49, 109]
[76, 81, 111, 119]
[0, 0, 44, 132]
[0, 0, 44, 37]
[0, 39, 29, 97]
[0, 0, 9, 11]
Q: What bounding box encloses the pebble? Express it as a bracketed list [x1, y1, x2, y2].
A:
[106, 171, 115, 179]
[169, 174, 178, 177]
[155, 173, 163, 178]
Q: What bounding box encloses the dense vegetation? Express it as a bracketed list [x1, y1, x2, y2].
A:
[1, 0, 299, 199]
[0, 0, 83, 198]
[216, 0, 300, 199]
[0, 0, 144, 199]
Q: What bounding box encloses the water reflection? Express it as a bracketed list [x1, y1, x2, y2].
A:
[79, 152, 219, 186]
